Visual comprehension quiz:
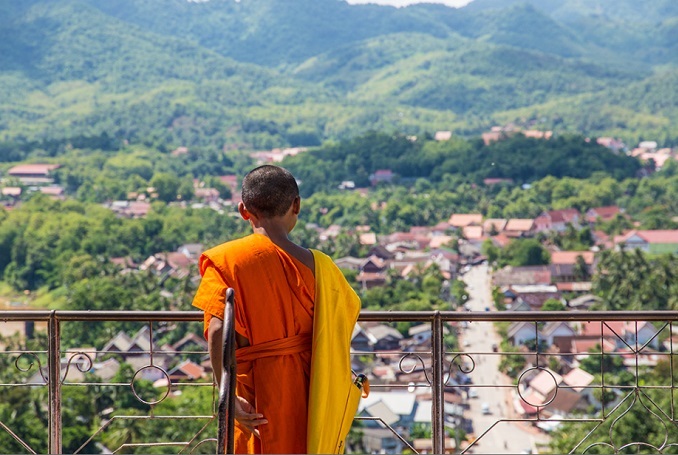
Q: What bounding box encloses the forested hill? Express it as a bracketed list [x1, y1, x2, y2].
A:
[1, 0, 677, 151]
[283, 132, 641, 196]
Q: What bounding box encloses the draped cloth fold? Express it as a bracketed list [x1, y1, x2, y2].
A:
[236, 333, 312, 363]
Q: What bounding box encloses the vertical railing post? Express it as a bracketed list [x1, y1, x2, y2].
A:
[48, 311, 62, 454]
[431, 311, 445, 454]
[217, 289, 236, 454]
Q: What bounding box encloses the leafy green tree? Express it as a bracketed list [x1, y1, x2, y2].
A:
[541, 298, 565, 311]
[500, 238, 550, 267]
[593, 249, 678, 311]
[573, 254, 591, 281]
[150, 173, 180, 203]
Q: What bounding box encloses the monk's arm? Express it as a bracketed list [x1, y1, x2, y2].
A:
[207, 314, 267, 434]
[207, 315, 223, 386]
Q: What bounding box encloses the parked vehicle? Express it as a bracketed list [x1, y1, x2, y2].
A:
[481, 402, 491, 415]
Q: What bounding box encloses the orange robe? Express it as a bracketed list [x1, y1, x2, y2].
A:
[192, 233, 315, 454]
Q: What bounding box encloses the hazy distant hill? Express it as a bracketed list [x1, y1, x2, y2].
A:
[0, 0, 676, 150]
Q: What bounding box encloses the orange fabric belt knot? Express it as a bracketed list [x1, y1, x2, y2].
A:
[236, 332, 312, 363]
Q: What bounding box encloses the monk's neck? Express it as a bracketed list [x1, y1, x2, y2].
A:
[251, 225, 292, 248]
[252, 222, 315, 275]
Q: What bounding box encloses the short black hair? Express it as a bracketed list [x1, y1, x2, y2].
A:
[242, 165, 299, 218]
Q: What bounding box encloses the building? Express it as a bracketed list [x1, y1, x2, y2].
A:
[370, 169, 395, 185]
[39, 186, 65, 199]
[534, 209, 580, 233]
[7, 164, 61, 185]
[614, 230, 678, 254]
[585, 206, 621, 223]
[504, 219, 535, 236]
[434, 131, 452, 141]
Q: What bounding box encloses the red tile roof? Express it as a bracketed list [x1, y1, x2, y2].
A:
[172, 360, 205, 380]
[491, 233, 512, 248]
[579, 321, 630, 338]
[483, 178, 513, 185]
[545, 209, 579, 223]
[39, 186, 64, 196]
[550, 251, 595, 265]
[449, 213, 482, 227]
[586, 206, 620, 222]
[8, 164, 61, 176]
[128, 201, 151, 217]
[2, 187, 22, 196]
[636, 230, 678, 243]
[571, 337, 616, 354]
[463, 225, 484, 240]
[165, 252, 193, 269]
[617, 230, 678, 244]
[356, 272, 387, 282]
[555, 282, 592, 292]
[505, 219, 534, 232]
[483, 219, 507, 232]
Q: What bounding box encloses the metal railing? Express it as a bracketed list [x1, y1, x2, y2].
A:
[1, 310, 678, 454]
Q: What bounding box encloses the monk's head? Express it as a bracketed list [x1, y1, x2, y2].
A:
[239, 165, 300, 224]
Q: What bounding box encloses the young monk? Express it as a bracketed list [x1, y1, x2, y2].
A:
[192, 165, 361, 454]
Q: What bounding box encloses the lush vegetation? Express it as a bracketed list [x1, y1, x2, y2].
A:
[0, 331, 218, 454]
[284, 132, 641, 196]
[1, 0, 677, 149]
[592, 248, 678, 311]
[1, 1, 677, 452]
[550, 356, 678, 454]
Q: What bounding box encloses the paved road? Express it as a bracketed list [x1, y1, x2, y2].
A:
[458, 263, 549, 454]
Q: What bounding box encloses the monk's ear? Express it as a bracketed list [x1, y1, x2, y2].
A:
[292, 196, 301, 215]
[238, 202, 251, 221]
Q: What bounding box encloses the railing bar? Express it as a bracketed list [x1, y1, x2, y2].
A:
[635, 321, 640, 388]
[354, 417, 419, 453]
[113, 442, 190, 454]
[55, 382, 213, 387]
[1, 350, 48, 354]
[149, 321, 155, 366]
[672, 322, 675, 421]
[4, 310, 678, 322]
[0, 311, 53, 320]
[600, 321, 606, 419]
[56, 311, 204, 321]
[431, 312, 445, 455]
[0, 383, 50, 387]
[0, 349, 209, 355]
[440, 350, 670, 356]
[4, 347, 662, 358]
[0, 420, 38, 454]
[47, 311, 62, 454]
[178, 418, 216, 454]
[108, 415, 216, 420]
[118, 442, 191, 447]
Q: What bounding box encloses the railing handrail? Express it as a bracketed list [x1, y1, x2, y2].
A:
[3, 309, 678, 454]
[3, 309, 678, 322]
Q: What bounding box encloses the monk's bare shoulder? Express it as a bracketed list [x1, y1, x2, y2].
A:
[293, 244, 315, 276]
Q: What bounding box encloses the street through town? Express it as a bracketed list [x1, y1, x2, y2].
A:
[458, 263, 550, 454]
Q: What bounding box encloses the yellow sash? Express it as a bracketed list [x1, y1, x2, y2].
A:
[307, 250, 365, 454]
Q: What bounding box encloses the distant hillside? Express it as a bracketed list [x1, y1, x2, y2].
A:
[495, 69, 678, 146]
[338, 42, 636, 114]
[0, 0, 677, 150]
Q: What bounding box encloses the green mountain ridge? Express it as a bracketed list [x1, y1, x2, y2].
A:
[0, 0, 677, 150]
